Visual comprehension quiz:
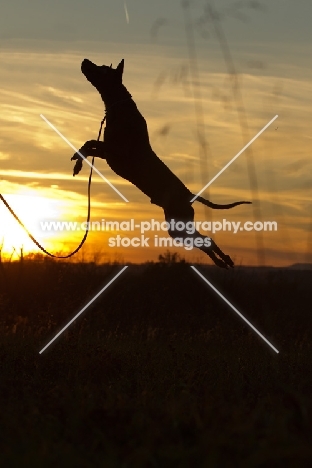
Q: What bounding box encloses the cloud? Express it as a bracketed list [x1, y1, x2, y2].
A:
[0, 151, 10, 160]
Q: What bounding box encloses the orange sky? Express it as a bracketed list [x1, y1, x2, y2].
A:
[0, 1, 311, 266]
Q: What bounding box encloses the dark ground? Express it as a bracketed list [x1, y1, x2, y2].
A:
[0, 258, 311, 467]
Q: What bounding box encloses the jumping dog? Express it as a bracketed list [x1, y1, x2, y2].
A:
[71, 59, 251, 268]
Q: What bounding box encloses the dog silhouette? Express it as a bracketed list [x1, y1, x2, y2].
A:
[71, 59, 251, 268]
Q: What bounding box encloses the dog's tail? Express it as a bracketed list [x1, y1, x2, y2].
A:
[193, 195, 252, 210]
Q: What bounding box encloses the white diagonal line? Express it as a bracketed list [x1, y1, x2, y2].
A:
[39, 266, 128, 354]
[40, 114, 129, 202]
[191, 115, 278, 202]
[124, 1, 130, 23]
[191, 266, 279, 353]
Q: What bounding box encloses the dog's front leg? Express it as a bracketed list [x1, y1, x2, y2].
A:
[71, 140, 108, 176]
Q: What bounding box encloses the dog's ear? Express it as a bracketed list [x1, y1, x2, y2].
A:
[116, 59, 124, 81]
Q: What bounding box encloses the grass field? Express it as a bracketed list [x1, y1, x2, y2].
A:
[0, 258, 311, 467]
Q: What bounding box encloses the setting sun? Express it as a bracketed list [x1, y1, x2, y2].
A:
[0, 188, 64, 257]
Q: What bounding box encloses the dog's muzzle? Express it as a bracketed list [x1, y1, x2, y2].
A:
[81, 58, 94, 74]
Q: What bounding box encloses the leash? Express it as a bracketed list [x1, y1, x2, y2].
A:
[0, 116, 106, 259]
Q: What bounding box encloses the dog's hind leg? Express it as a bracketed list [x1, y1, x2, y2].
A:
[202, 239, 234, 269]
[164, 203, 234, 269]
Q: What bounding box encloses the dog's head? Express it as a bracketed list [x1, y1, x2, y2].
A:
[81, 58, 124, 94]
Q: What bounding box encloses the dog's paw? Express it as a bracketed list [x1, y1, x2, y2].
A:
[223, 254, 234, 268]
[72, 158, 83, 176]
[213, 257, 229, 269]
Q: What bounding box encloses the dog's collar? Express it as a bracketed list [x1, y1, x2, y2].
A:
[105, 97, 133, 114]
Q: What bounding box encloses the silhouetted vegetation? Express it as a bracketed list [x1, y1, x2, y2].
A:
[158, 249, 186, 264]
[0, 259, 311, 466]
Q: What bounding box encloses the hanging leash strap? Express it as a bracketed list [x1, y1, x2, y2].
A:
[0, 116, 106, 259]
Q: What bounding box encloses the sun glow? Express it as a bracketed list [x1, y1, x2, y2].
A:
[0, 188, 64, 258]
